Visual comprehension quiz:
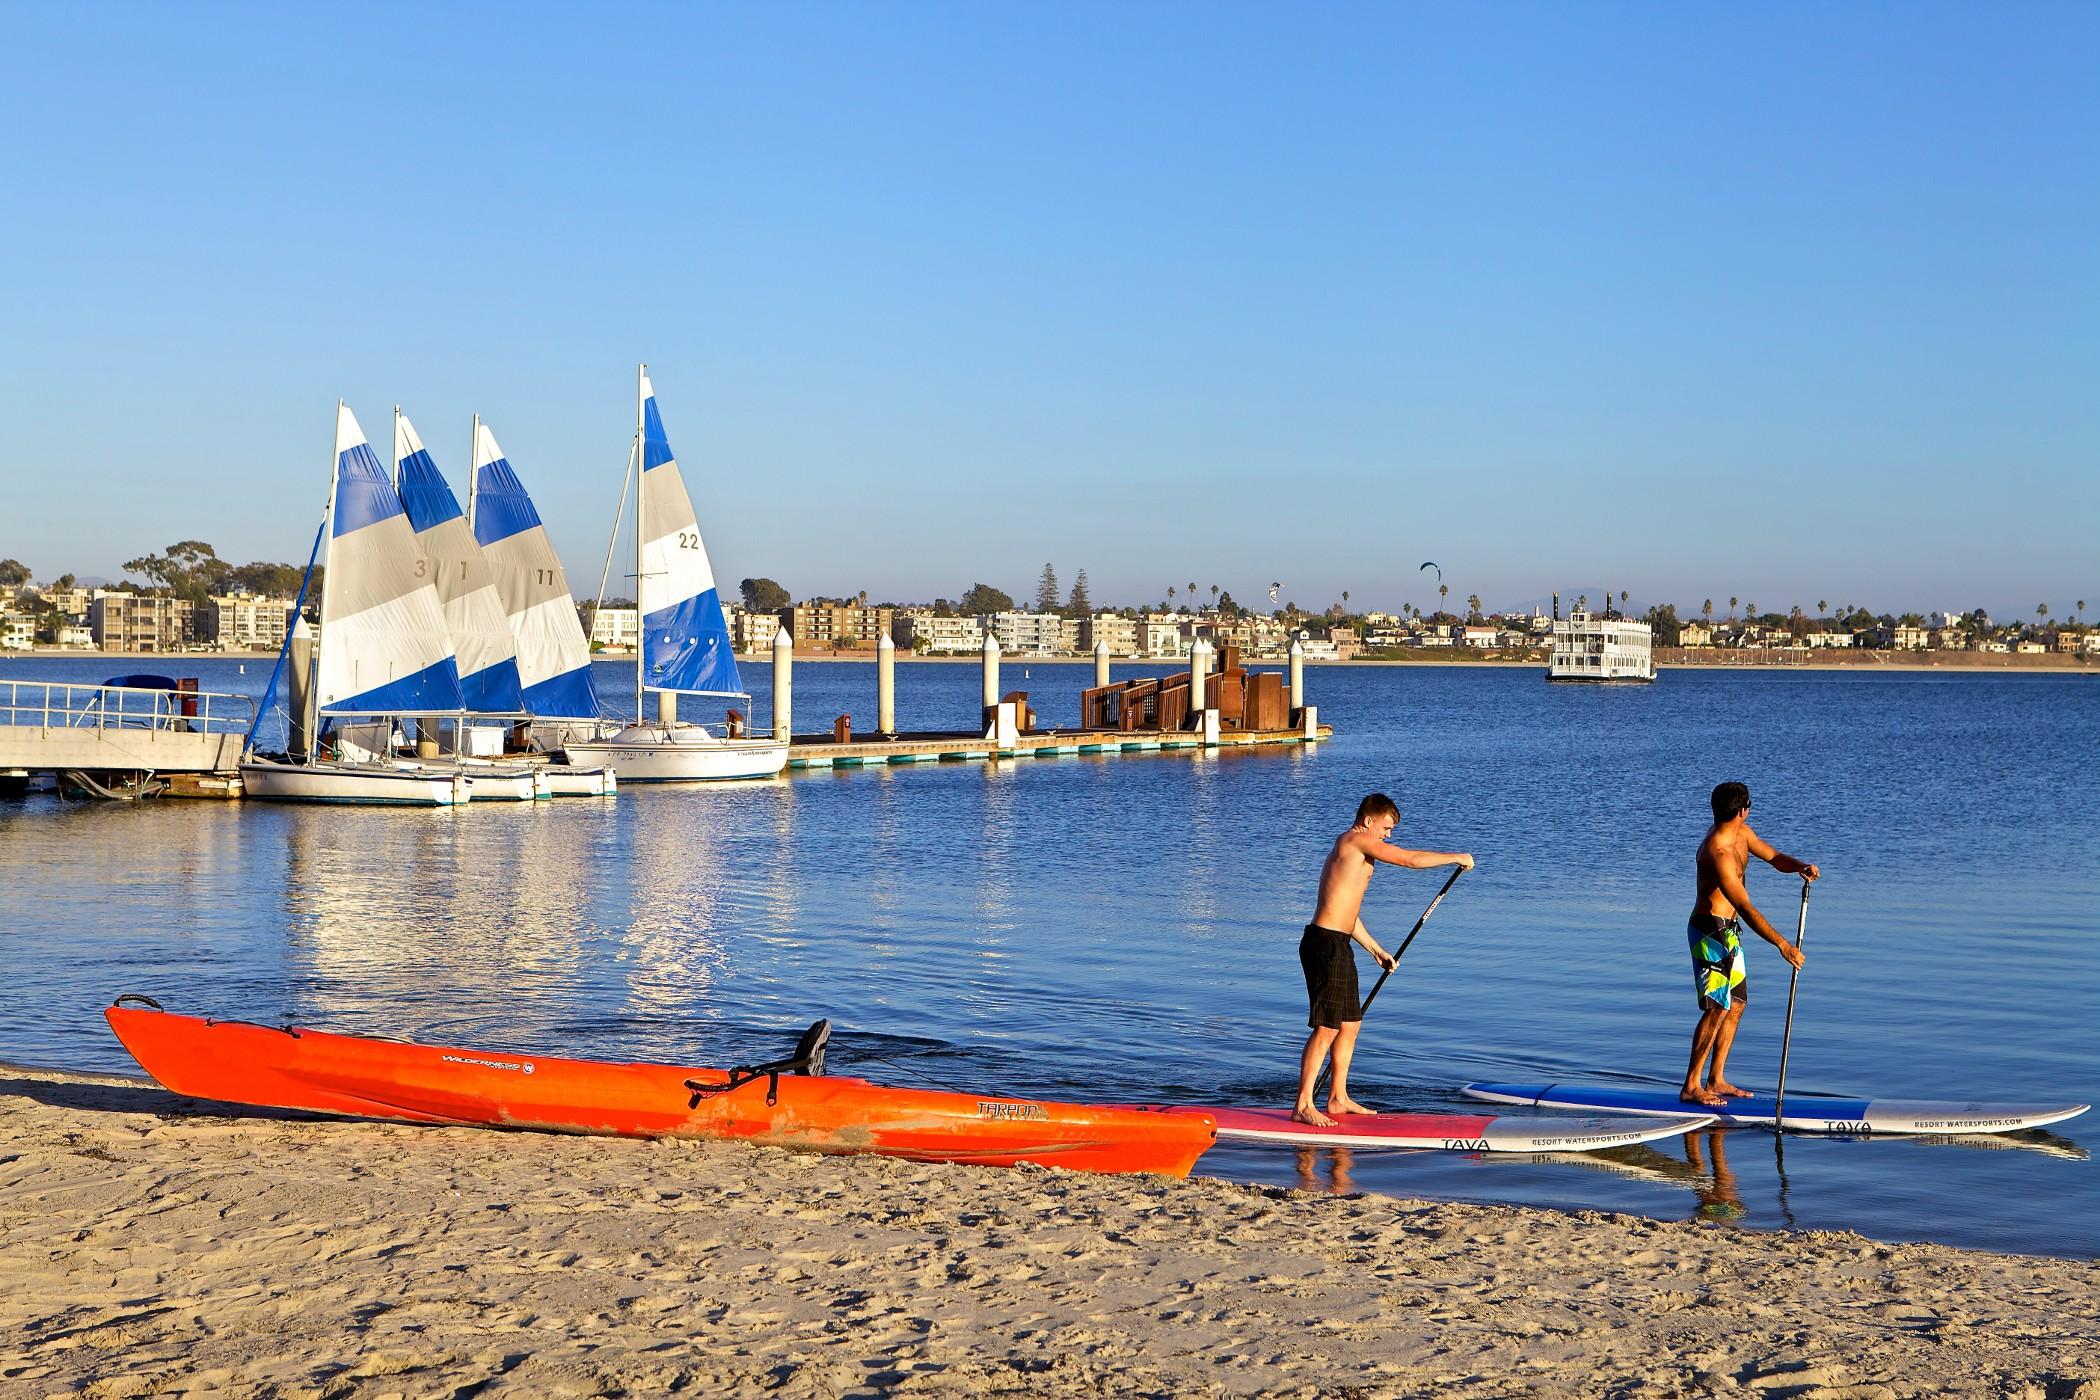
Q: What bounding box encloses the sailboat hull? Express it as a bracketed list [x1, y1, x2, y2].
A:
[536, 763, 617, 797]
[240, 759, 468, 806]
[562, 726, 788, 782]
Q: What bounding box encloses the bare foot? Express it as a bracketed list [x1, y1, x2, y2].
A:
[1292, 1105, 1337, 1127]
[1709, 1082, 1755, 1099]
[1681, 1086, 1725, 1107]
[1327, 1097, 1379, 1116]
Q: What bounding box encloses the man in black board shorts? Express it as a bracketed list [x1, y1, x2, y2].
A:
[1294, 794, 1474, 1127]
[1684, 781, 1819, 1107]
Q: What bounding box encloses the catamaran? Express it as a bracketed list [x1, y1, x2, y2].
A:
[561, 367, 787, 782]
[241, 404, 472, 805]
[468, 420, 617, 796]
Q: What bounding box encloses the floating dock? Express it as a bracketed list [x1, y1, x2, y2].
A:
[782, 722, 1328, 770]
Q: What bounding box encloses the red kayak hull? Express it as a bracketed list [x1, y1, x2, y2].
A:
[105, 1004, 1216, 1177]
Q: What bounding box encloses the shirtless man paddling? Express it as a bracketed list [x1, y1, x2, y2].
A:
[1294, 794, 1474, 1127]
[1684, 781, 1819, 1108]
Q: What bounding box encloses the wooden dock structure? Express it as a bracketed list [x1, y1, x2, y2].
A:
[783, 720, 1328, 770]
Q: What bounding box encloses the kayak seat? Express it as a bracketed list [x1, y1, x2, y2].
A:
[685, 1019, 832, 1108]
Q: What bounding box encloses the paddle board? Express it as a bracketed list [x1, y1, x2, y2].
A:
[1462, 1082, 2090, 1136]
[1152, 1105, 1713, 1153]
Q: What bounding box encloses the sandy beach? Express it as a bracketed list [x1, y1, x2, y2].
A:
[2, 1064, 2093, 1398]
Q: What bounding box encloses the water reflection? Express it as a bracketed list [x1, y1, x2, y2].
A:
[1684, 1127, 1748, 1222]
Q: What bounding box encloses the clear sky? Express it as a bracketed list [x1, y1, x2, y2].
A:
[3, 3, 2094, 621]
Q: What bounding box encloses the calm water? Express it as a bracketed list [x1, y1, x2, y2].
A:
[2, 654, 2095, 1257]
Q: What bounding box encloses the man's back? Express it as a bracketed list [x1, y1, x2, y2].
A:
[1695, 822, 1753, 918]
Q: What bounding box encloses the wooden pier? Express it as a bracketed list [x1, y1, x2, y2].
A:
[783, 721, 1329, 770]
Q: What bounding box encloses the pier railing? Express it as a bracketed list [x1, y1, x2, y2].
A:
[1, 679, 255, 736]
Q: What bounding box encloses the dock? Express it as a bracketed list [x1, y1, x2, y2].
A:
[783, 721, 1328, 769]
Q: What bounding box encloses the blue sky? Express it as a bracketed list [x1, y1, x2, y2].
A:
[3, 3, 2093, 620]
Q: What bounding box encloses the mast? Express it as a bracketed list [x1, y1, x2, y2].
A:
[634, 362, 646, 724]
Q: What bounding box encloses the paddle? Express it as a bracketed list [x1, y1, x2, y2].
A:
[1312, 864, 1466, 1099]
[1770, 875, 1813, 1132]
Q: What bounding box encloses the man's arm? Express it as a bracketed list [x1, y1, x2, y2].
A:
[1357, 834, 1475, 872]
[1717, 862, 1805, 968]
[1745, 827, 1819, 882]
[1351, 916, 1394, 970]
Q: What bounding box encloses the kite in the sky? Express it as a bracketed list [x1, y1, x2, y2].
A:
[1419, 561, 1442, 584]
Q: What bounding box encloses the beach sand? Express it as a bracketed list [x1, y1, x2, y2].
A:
[3, 1065, 2093, 1398]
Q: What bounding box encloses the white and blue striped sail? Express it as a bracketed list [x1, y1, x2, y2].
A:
[316, 404, 465, 716]
[471, 423, 600, 718]
[393, 412, 525, 716]
[638, 369, 741, 696]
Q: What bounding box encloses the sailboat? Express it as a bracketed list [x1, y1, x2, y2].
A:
[241, 404, 471, 805]
[470, 421, 617, 795]
[391, 409, 543, 801]
[561, 367, 787, 782]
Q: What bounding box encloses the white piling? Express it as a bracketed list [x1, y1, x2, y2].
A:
[1189, 638, 1210, 715]
[1094, 636, 1110, 690]
[877, 629, 896, 735]
[981, 630, 1002, 711]
[287, 614, 315, 760]
[772, 626, 794, 741]
[1289, 637, 1305, 711]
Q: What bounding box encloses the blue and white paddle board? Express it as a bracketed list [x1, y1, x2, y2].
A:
[1462, 1083, 2089, 1136]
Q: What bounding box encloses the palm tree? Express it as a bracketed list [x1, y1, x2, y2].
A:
[1210, 583, 1220, 612]
[2078, 599, 2087, 624]
[1467, 593, 1483, 621]
[1818, 599, 1828, 622]
[1619, 590, 1628, 612]
[1439, 583, 1450, 615]
[1729, 595, 1738, 622]
[1703, 598, 1713, 625]
[1167, 585, 1176, 611]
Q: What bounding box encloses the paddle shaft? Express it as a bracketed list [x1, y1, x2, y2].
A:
[1771, 876, 1812, 1130]
[1312, 865, 1466, 1099]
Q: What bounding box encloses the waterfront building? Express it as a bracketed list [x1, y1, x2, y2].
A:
[1802, 630, 1852, 648]
[206, 594, 296, 651]
[89, 591, 194, 652]
[27, 585, 92, 620]
[1548, 609, 1654, 682]
[1080, 612, 1139, 657]
[590, 605, 639, 650]
[1141, 613, 1190, 658]
[1, 612, 34, 650]
[985, 611, 1068, 656]
[898, 611, 984, 655]
[734, 607, 781, 654]
[1461, 626, 1499, 648]
[1678, 623, 1714, 647]
[785, 602, 893, 649]
[53, 623, 93, 649]
[1893, 625, 1931, 650]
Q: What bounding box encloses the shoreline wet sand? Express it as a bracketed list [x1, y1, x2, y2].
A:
[4, 1065, 2093, 1397]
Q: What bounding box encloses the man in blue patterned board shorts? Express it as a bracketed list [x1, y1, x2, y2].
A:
[1684, 781, 1819, 1107]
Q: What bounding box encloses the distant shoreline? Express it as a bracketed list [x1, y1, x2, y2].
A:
[5, 648, 2089, 675]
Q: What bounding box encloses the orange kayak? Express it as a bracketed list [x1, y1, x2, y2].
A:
[104, 1000, 1215, 1177]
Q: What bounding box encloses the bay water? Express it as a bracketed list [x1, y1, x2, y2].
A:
[2, 654, 2093, 1257]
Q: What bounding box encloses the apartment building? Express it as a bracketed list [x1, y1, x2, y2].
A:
[590, 606, 639, 650]
[206, 594, 297, 651]
[895, 611, 984, 654]
[89, 592, 194, 651]
[1, 612, 34, 650]
[734, 607, 780, 654]
[985, 611, 1068, 655]
[1079, 612, 1139, 657]
[784, 602, 893, 649]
